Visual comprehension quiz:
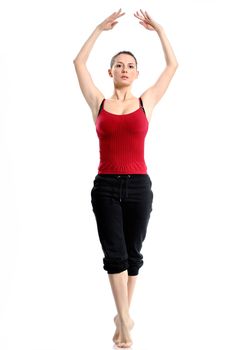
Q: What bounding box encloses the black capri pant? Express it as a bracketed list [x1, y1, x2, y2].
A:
[91, 174, 153, 276]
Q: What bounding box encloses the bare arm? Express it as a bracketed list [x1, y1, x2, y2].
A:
[134, 10, 178, 118]
[73, 9, 125, 120]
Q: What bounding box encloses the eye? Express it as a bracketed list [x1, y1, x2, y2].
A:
[129, 65, 135, 69]
[115, 64, 122, 68]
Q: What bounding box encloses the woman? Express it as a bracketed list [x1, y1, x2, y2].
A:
[73, 9, 178, 348]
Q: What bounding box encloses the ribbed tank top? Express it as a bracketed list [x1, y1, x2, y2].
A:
[95, 97, 149, 174]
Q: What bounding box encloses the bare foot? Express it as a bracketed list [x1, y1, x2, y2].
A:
[113, 315, 134, 348]
[113, 316, 120, 344]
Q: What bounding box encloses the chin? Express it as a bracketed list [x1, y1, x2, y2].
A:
[115, 81, 131, 88]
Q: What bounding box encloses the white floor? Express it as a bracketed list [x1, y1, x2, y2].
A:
[1, 254, 235, 350]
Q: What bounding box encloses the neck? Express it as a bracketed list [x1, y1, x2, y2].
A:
[110, 87, 134, 101]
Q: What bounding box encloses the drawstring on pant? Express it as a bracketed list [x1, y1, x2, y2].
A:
[117, 175, 131, 202]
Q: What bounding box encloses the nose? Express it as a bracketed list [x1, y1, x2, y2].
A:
[122, 67, 128, 72]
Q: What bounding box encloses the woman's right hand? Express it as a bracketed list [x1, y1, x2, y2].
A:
[97, 9, 125, 31]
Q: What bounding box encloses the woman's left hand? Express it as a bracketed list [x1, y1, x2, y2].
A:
[134, 9, 162, 32]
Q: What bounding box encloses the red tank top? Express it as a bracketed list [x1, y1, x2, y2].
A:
[95, 98, 149, 174]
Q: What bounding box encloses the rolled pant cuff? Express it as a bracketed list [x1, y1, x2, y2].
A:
[127, 270, 139, 276]
[104, 258, 129, 274]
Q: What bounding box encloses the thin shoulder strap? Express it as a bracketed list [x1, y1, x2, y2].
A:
[98, 99, 105, 116]
[139, 97, 146, 114]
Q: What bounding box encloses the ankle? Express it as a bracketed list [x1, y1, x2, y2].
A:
[118, 313, 131, 324]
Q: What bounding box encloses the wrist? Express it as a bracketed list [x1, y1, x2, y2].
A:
[96, 24, 104, 33]
[154, 24, 164, 34]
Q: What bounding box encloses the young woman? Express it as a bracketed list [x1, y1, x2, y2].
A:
[73, 9, 178, 348]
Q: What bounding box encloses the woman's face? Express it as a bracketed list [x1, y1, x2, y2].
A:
[108, 54, 139, 87]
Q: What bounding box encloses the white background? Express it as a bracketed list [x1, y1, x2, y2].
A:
[1, 0, 236, 349]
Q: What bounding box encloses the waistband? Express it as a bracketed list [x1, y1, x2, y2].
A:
[97, 174, 149, 178]
[94, 174, 150, 202]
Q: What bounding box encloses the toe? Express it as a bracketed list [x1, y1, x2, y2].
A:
[116, 342, 132, 348]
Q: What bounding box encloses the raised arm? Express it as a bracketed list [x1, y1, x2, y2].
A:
[73, 9, 125, 121]
[134, 10, 178, 119]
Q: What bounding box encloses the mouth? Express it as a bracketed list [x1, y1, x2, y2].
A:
[121, 76, 129, 79]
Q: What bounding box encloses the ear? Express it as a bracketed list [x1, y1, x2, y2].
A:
[108, 69, 113, 77]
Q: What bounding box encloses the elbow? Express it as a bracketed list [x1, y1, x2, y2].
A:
[73, 57, 80, 65]
[168, 61, 179, 72]
[172, 59, 179, 70]
[173, 64, 179, 73]
[73, 57, 85, 67]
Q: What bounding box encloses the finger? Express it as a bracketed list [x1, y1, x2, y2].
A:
[137, 10, 144, 18]
[140, 9, 146, 18]
[108, 12, 116, 19]
[117, 12, 125, 18]
[111, 21, 118, 28]
[108, 13, 118, 21]
[109, 14, 125, 23]
[134, 11, 143, 20]
[115, 8, 123, 16]
[145, 11, 151, 20]
[139, 21, 146, 28]
[113, 10, 125, 18]
[112, 8, 121, 15]
[110, 9, 122, 17]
